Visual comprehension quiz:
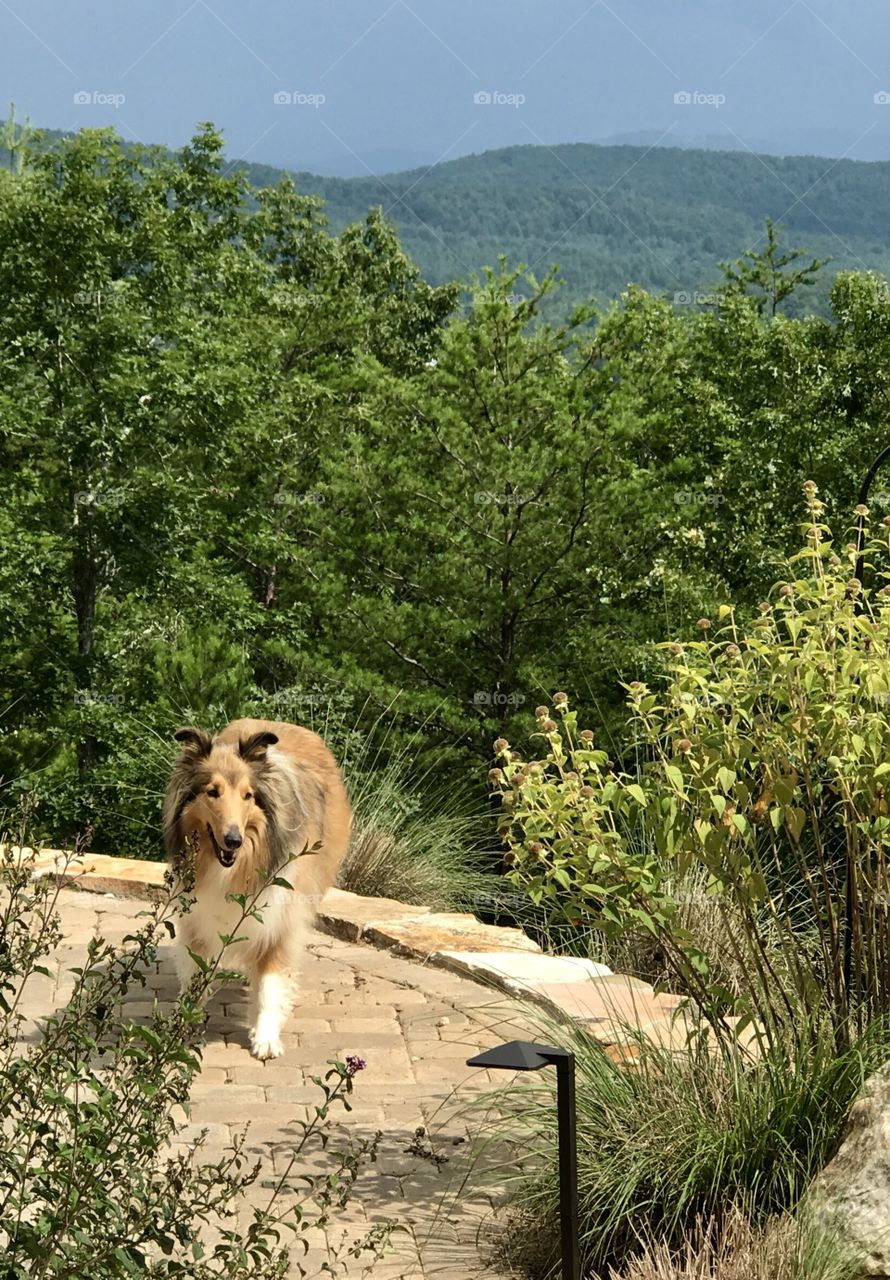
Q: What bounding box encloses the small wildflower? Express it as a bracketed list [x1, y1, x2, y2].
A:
[803, 480, 818, 493]
[696, 617, 711, 631]
[628, 680, 644, 692]
[345, 1055, 366, 1078]
[553, 691, 569, 706]
[856, 504, 869, 517]
[677, 738, 692, 753]
[669, 642, 684, 655]
[493, 738, 509, 753]
[580, 729, 594, 743]
[580, 785, 594, 798]
[779, 584, 794, 597]
[847, 578, 862, 593]
[535, 705, 549, 719]
[725, 644, 741, 658]
[758, 601, 772, 613]
[542, 719, 557, 733]
[488, 768, 504, 783]
[884, 516, 890, 527]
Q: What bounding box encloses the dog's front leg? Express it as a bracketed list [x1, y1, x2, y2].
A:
[249, 953, 292, 1060]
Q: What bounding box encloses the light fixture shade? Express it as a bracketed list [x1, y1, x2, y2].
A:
[466, 1039, 571, 1071]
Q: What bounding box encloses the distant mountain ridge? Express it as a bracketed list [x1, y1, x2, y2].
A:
[238, 140, 890, 317]
[9, 128, 890, 316]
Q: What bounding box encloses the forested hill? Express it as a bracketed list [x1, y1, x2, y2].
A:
[240, 142, 890, 317]
[12, 129, 890, 315]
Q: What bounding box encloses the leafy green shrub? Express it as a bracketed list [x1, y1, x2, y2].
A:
[492, 486, 890, 1046]
[0, 840, 391, 1277]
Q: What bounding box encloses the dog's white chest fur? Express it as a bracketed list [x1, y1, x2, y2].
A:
[189, 864, 291, 964]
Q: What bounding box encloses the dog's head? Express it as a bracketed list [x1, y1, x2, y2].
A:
[171, 727, 279, 870]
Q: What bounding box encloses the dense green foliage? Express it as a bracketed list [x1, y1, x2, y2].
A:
[4, 122, 890, 859]
[494, 498, 890, 1038]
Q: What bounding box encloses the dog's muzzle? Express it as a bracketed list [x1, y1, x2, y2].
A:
[207, 824, 236, 868]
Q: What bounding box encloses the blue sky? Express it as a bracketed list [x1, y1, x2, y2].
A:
[2, 0, 890, 173]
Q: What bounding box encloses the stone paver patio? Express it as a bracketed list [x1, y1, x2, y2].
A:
[27, 887, 540, 1279]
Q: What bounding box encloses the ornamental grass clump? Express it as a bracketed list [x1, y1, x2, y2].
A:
[469, 1008, 872, 1278]
[492, 486, 890, 1051]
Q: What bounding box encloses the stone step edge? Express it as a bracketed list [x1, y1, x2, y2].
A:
[4, 847, 690, 1045]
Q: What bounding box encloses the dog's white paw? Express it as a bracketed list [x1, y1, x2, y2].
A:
[250, 1031, 284, 1061]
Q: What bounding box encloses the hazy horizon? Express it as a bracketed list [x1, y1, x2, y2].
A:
[3, 1, 890, 176]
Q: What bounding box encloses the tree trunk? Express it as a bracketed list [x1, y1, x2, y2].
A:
[72, 509, 99, 779]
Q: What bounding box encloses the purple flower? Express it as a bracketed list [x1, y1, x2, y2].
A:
[345, 1054, 367, 1078]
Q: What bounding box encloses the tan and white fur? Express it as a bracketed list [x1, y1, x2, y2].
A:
[162, 718, 351, 1059]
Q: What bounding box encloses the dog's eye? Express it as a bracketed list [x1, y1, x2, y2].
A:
[207, 787, 220, 799]
[244, 791, 254, 801]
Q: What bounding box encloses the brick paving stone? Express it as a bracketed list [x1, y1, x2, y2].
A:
[190, 1085, 267, 1123]
[329, 1015, 401, 1034]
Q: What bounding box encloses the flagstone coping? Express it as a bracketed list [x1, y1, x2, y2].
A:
[5, 847, 691, 1046]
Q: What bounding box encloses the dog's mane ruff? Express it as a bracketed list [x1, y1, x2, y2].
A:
[254, 747, 327, 878]
[162, 755, 208, 860]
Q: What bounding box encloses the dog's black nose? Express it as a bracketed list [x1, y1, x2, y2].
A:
[223, 828, 243, 851]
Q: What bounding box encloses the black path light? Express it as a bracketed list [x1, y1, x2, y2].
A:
[466, 1040, 581, 1280]
[853, 442, 890, 589]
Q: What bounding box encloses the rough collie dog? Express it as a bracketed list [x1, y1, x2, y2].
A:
[162, 718, 351, 1060]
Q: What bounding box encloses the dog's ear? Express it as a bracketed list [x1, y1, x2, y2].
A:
[174, 727, 212, 757]
[239, 730, 279, 761]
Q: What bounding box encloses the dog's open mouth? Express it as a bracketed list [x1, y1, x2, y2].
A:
[207, 824, 235, 868]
